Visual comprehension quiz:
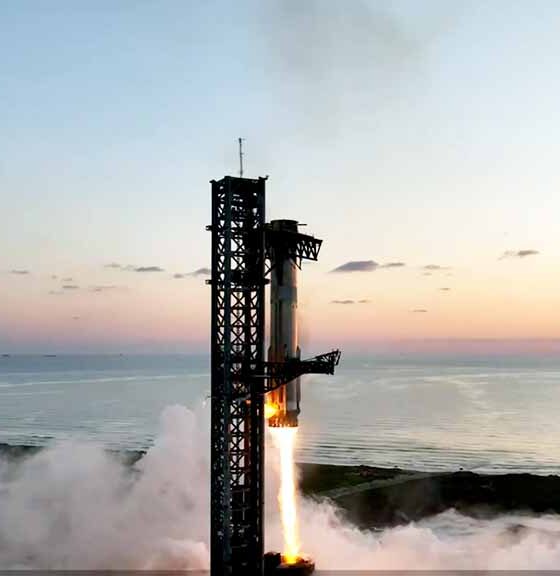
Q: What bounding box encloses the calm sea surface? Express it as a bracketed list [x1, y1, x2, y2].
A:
[1, 354, 560, 474]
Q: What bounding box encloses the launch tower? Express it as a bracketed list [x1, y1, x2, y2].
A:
[208, 175, 340, 576]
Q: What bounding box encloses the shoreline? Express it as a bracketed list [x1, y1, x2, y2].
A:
[3, 443, 560, 528]
[299, 462, 560, 528]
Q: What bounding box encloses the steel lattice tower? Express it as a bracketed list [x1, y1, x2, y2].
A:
[209, 176, 266, 575]
[208, 175, 340, 576]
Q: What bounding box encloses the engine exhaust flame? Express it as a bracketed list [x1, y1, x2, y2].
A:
[270, 426, 300, 564]
[264, 402, 279, 421]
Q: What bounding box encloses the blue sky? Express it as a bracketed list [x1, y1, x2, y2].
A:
[1, 1, 559, 353]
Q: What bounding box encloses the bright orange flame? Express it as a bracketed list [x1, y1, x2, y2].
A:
[270, 426, 299, 564]
[264, 402, 279, 420]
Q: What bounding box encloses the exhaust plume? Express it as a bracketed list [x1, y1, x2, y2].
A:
[270, 427, 300, 564]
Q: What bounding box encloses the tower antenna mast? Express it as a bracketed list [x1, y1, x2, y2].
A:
[238, 137, 244, 178]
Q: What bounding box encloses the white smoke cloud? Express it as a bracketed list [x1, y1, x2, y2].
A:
[298, 503, 560, 570]
[2, 405, 560, 569]
[0, 404, 210, 569]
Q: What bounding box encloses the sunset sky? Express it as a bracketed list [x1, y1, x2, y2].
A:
[2, 1, 559, 354]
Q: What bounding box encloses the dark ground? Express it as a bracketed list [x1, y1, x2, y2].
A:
[299, 462, 560, 528]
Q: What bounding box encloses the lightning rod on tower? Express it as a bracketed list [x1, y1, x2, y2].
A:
[238, 137, 244, 178]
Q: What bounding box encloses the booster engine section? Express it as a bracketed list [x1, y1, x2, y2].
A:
[267, 219, 301, 428]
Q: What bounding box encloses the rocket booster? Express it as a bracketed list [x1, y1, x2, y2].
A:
[267, 219, 300, 428]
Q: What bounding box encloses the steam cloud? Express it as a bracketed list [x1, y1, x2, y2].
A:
[0, 406, 560, 570]
[2, 406, 560, 569]
[0, 405, 210, 570]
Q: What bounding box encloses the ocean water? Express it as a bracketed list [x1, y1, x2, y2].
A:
[1, 353, 560, 474]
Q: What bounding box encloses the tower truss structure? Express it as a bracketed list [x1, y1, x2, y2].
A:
[208, 176, 339, 576]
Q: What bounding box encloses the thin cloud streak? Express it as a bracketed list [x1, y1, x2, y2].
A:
[174, 267, 211, 279]
[89, 285, 123, 293]
[423, 264, 450, 271]
[330, 260, 405, 273]
[330, 260, 378, 273]
[9, 270, 30, 275]
[104, 263, 140, 271]
[134, 266, 164, 273]
[500, 249, 539, 260]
